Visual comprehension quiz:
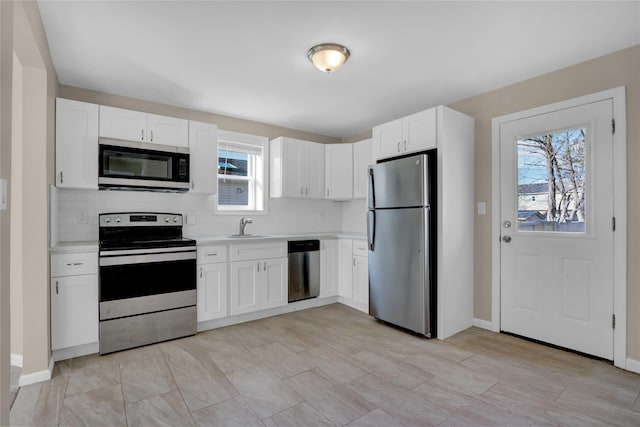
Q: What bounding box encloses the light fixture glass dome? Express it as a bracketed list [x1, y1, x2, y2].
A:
[307, 43, 350, 73]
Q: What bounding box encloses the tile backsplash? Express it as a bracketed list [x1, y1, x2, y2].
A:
[51, 186, 357, 244]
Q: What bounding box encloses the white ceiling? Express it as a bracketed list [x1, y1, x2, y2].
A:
[37, 1, 640, 139]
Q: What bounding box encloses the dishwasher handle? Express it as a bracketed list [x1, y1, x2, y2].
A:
[287, 240, 320, 253]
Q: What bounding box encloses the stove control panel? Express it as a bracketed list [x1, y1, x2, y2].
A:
[99, 213, 183, 227]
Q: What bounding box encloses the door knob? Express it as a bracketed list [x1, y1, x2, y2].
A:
[502, 235, 512, 243]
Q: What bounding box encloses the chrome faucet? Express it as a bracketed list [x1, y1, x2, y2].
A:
[239, 217, 253, 236]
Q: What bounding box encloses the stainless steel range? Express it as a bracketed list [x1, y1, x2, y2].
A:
[98, 212, 196, 354]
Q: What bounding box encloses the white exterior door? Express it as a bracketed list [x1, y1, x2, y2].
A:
[499, 99, 614, 359]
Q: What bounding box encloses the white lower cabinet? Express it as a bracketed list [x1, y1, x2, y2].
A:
[320, 239, 339, 297]
[197, 244, 228, 322]
[229, 242, 288, 316]
[337, 239, 369, 313]
[50, 252, 98, 351]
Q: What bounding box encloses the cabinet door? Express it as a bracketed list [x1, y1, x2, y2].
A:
[320, 240, 339, 297]
[338, 239, 353, 299]
[372, 119, 402, 161]
[304, 141, 325, 199]
[325, 144, 353, 199]
[189, 121, 218, 194]
[403, 108, 436, 154]
[99, 105, 148, 142]
[262, 258, 288, 309]
[352, 255, 369, 308]
[51, 274, 98, 350]
[352, 139, 373, 199]
[283, 138, 304, 197]
[197, 263, 228, 322]
[230, 260, 261, 315]
[148, 113, 189, 147]
[55, 98, 99, 189]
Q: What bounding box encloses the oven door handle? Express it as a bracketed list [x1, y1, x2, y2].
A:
[100, 250, 196, 267]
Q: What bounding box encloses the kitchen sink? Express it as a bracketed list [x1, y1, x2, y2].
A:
[227, 234, 270, 239]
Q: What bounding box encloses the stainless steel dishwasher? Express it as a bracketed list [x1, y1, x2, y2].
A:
[288, 240, 320, 302]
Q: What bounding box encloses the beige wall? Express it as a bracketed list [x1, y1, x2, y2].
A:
[59, 85, 342, 144]
[449, 45, 640, 360]
[4, 0, 58, 384]
[0, 1, 14, 422]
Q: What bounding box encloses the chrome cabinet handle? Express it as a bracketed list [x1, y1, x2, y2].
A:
[60, 171, 64, 184]
[305, 187, 309, 196]
[141, 129, 144, 141]
[191, 180, 194, 190]
[205, 252, 218, 257]
[397, 142, 400, 152]
[404, 140, 407, 150]
[263, 261, 267, 271]
[56, 281, 59, 294]
[300, 187, 303, 196]
[353, 257, 356, 266]
[257, 262, 260, 272]
[66, 262, 83, 266]
[150, 130, 153, 142]
[200, 267, 203, 278]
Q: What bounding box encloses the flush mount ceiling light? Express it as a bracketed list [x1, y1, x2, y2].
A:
[307, 43, 350, 73]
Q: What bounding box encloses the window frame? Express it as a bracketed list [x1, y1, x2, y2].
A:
[216, 130, 269, 215]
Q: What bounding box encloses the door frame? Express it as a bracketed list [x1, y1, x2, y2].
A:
[490, 87, 627, 368]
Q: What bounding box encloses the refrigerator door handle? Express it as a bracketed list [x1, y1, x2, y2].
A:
[368, 168, 376, 208]
[367, 210, 375, 251]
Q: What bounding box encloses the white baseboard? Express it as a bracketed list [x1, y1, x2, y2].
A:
[625, 358, 640, 374]
[197, 296, 340, 332]
[18, 356, 54, 387]
[337, 296, 368, 314]
[52, 342, 99, 362]
[11, 353, 23, 368]
[473, 317, 498, 332]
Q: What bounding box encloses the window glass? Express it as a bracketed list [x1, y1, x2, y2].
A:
[517, 127, 586, 232]
[217, 131, 266, 212]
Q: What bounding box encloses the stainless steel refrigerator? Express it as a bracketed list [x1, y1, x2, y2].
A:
[367, 152, 436, 337]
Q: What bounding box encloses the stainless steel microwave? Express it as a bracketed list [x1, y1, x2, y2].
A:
[98, 139, 190, 192]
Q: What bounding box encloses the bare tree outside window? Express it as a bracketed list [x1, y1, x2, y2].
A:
[517, 128, 586, 232]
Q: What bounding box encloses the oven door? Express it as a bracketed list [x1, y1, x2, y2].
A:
[99, 249, 196, 320]
[98, 140, 190, 191]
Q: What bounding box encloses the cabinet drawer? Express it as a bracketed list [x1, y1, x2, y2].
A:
[352, 240, 368, 257]
[51, 252, 98, 277]
[230, 241, 287, 261]
[197, 245, 227, 264]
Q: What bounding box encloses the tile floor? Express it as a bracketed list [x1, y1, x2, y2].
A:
[10, 303, 640, 426]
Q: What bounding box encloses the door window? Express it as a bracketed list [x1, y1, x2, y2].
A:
[516, 127, 587, 233]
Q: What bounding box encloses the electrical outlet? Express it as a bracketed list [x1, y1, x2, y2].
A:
[477, 202, 486, 215]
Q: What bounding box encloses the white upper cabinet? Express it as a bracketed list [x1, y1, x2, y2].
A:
[270, 137, 325, 199]
[55, 98, 99, 189]
[147, 114, 189, 147]
[372, 108, 437, 161]
[99, 105, 188, 147]
[352, 138, 373, 199]
[325, 143, 353, 200]
[189, 121, 218, 194]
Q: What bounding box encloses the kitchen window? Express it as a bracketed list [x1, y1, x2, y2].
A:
[217, 130, 267, 212]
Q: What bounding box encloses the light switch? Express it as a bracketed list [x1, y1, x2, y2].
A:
[0, 179, 6, 211]
[477, 202, 486, 215]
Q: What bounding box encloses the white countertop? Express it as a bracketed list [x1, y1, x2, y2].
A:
[50, 241, 99, 254]
[51, 233, 366, 252]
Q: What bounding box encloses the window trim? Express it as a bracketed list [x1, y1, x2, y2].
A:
[215, 130, 269, 215]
